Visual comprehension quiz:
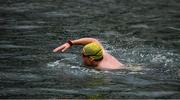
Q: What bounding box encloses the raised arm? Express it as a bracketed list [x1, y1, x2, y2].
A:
[53, 38, 103, 52]
[70, 38, 98, 45]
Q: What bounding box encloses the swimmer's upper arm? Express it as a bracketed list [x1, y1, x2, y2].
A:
[71, 38, 99, 45]
[71, 37, 105, 51]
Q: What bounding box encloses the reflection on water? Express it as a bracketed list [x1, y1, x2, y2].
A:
[0, 0, 180, 99]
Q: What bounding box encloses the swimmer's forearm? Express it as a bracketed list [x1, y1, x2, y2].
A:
[71, 38, 105, 51]
[71, 38, 99, 45]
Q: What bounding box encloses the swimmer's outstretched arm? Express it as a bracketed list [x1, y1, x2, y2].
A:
[53, 38, 103, 52]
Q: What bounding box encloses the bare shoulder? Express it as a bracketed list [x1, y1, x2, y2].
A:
[97, 52, 125, 70]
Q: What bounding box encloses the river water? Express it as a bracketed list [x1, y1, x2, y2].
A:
[0, 0, 180, 99]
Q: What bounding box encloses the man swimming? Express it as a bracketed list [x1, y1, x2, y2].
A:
[53, 38, 124, 70]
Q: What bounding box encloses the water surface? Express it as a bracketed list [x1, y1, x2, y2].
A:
[0, 0, 180, 99]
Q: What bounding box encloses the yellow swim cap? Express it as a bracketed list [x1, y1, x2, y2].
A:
[82, 42, 103, 61]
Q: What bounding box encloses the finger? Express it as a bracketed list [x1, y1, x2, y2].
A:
[61, 46, 68, 52]
[61, 49, 65, 52]
[53, 46, 64, 52]
[53, 48, 58, 52]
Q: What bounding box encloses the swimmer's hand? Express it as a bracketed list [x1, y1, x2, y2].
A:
[53, 43, 71, 52]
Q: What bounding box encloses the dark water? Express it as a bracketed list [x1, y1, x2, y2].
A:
[0, 0, 180, 99]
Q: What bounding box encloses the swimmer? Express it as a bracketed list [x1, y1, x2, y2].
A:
[53, 38, 124, 70]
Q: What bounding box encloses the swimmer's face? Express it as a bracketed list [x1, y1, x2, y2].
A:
[82, 54, 92, 65]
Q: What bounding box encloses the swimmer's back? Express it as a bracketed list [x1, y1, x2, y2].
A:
[96, 53, 124, 70]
